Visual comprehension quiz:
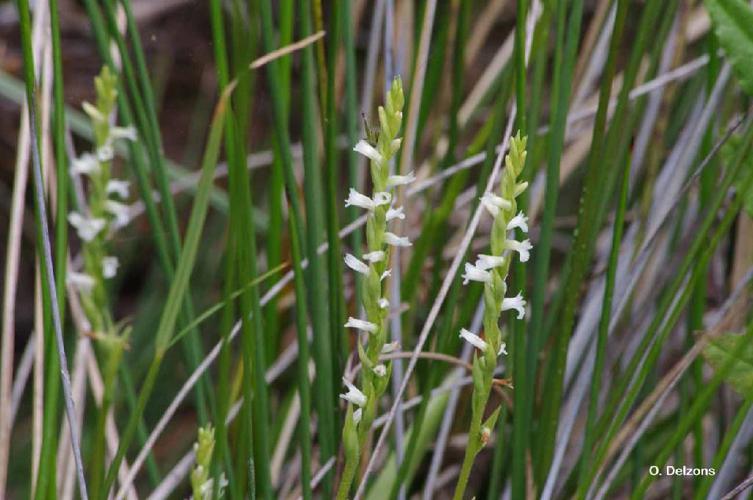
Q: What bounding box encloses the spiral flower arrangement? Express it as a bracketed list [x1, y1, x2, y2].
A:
[66, 66, 137, 496]
[336, 76, 411, 500]
[454, 132, 529, 499]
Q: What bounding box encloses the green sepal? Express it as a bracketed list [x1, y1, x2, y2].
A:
[363, 266, 382, 319]
[358, 341, 373, 371]
[343, 405, 360, 462]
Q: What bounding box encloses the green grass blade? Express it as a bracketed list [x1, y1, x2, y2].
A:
[101, 83, 230, 497]
[523, 0, 583, 492]
[296, 0, 337, 492]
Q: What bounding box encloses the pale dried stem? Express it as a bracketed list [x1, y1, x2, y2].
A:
[0, 1, 49, 493]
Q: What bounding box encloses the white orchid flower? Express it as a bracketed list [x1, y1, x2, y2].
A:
[67, 271, 96, 293]
[353, 140, 383, 164]
[340, 378, 367, 407]
[105, 200, 131, 229]
[461, 262, 492, 285]
[384, 232, 411, 247]
[68, 212, 106, 242]
[480, 192, 512, 217]
[501, 292, 526, 320]
[106, 179, 131, 199]
[386, 171, 415, 188]
[344, 317, 378, 334]
[475, 254, 506, 271]
[386, 206, 405, 221]
[505, 239, 532, 262]
[102, 256, 119, 279]
[71, 153, 100, 176]
[344, 253, 370, 274]
[459, 328, 488, 352]
[507, 211, 529, 233]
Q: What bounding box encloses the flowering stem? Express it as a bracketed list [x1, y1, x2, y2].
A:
[337, 77, 407, 498]
[454, 419, 481, 500]
[454, 133, 529, 499]
[336, 454, 359, 500]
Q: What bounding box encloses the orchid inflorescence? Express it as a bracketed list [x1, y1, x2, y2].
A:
[190, 424, 227, 500]
[66, 66, 135, 341]
[67, 67, 139, 498]
[336, 76, 408, 500]
[454, 132, 530, 500]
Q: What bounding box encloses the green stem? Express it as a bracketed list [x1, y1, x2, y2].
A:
[453, 421, 480, 500]
[336, 455, 359, 500]
[100, 354, 162, 498]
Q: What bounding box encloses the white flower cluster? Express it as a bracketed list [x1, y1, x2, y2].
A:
[67, 71, 136, 297]
[453, 133, 530, 497]
[459, 135, 531, 357]
[336, 78, 407, 499]
[339, 78, 408, 423]
[64, 67, 136, 337]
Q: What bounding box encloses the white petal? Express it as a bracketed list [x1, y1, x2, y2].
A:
[380, 269, 392, 281]
[102, 256, 119, 279]
[68, 212, 106, 242]
[501, 292, 527, 320]
[505, 239, 533, 263]
[461, 262, 492, 285]
[67, 271, 95, 293]
[498, 342, 508, 356]
[344, 317, 378, 333]
[373, 364, 387, 377]
[340, 378, 367, 407]
[507, 211, 529, 233]
[386, 206, 405, 221]
[106, 179, 130, 199]
[386, 171, 415, 188]
[378, 298, 390, 309]
[353, 140, 383, 164]
[71, 153, 99, 176]
[362, 251, 385, 263]
[475, 254, 506, 270]
[459, 328, 488, 352]
[97, 143, 114, 162]
[105, 200, 131, 229]
[382, 341, 400, 354]
[373, 191, 392, 206]
[353, 408, 363, 424]
[344, 253, 369, 274]
[384, 232, 411, 247]
[110, 126, 137, 142]
[345, 188, 376, 210]
[480, 193, 511, 217]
